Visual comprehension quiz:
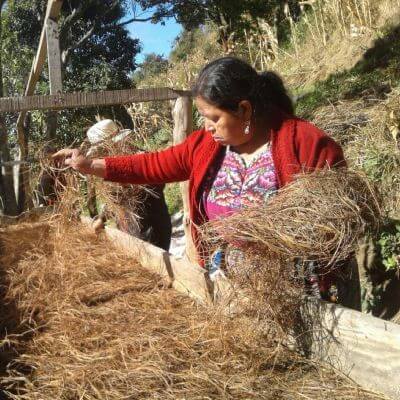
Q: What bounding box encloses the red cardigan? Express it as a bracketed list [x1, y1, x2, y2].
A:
[104, 117, 345, 259]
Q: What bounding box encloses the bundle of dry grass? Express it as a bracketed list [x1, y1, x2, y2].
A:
[0, 217, 385, 399]
[218, 254, 306, 342]
[34, 135, 147, 230]
[202, 169, 381, 269]
[199, 169, 381, 344]
[82, 133, 150, 228]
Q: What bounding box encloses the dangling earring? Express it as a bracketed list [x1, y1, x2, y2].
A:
[244, 121, 250, 135]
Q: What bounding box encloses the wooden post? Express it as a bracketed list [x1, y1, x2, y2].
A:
[45, 17, 62, 141]
[14, 0, 64, 212]
[46, 18, 62, 95]
[15, 0, 64, 126]
[172, 96, 197, 264]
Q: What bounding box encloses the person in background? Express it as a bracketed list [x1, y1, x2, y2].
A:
[81, 119, 171, 251]
[53, 57, 354, 304]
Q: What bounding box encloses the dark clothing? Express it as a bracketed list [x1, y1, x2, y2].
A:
[136, 185, 172, 251]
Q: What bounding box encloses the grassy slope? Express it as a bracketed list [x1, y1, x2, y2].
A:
[296, 24, 400, 119]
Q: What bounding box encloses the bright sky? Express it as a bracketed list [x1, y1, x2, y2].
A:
[124, 6, 182, 63]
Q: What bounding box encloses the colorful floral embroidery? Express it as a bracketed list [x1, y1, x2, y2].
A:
[203, 145, 278, 220]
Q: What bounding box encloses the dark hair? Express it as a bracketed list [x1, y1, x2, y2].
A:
[192, 57, 294, 118]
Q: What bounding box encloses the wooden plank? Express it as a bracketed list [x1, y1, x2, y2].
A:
[45, 17, 62, 140]
[1, 88, 192, 113]
[0, 160, 30, 167]
[46, 18, 62, 94]
[15, 1, 63, 210]
[17, 0, 63, 126]
[172, 96, 198, 263]
[303, 298, 400, 400]
[22, 0, 63, 97]
[0, 221, 50, 232]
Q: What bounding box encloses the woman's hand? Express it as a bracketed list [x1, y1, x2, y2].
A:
[52, 149, 106, 178]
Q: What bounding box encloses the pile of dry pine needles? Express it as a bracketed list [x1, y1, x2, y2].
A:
[0, 167, 386, 399]
[36, 133, 150, 229]
[200, 169, 382, 336]
[201, 169, 381, 267]
[82, 132, 146, 225]
[0, 217, 384, 399]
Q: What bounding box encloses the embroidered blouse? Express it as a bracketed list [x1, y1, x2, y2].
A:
[202, 143, 278, 220]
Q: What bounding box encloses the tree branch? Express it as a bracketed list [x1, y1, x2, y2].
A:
[61, 24, 96, 65]
[60, 0, 121, 66]
[118, 15, 156, 26]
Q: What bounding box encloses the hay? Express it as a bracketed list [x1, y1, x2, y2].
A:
[34, 134, 146, 229]
[0, 217, 385, 399]
[199, 169, 382, 344]
[83, 133, 152, 230]
[344, 87, 400, 217]
[310, 87, 400, 217]
[201, 169, 381, 268]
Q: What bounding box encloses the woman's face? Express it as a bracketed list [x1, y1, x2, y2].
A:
[195, 96, 252, 147]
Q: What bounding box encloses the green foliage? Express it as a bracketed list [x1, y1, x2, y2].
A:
[137, 0, 301, 47]
[133, 53, 169, 84]
[164, 182, 183, 215]
[3, 0, 140, 147]
[170, 29, 203, 63]
[142, 127, 171, 151]
[361, 145, 400, 184]
[378, 220, 400, 271]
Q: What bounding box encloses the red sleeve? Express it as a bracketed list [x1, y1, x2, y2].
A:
[104, 136, 193, 185]
[295, 120, 346, 170]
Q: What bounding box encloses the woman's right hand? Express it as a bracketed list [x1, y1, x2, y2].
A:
[52, 149, 106, 177]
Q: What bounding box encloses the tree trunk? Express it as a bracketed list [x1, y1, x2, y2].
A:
[17, 113, 33, 213]
[0, 1, 18, 216]
[275, 1, 291, 46]
[215, 11, 232, 54]
[0, 121, 18, 216]
[45, 111, 58, 140]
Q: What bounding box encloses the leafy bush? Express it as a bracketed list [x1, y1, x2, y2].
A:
[378, 220, 400, 271]
[164, 183, 183, 215]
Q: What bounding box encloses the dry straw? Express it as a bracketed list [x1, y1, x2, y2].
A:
[0, 168, 384, 399]
[198, 169, 382, 349]
[35, 134, 149, 228]
[201, 169, 381, 269]
[0, 217, 385, 399]
[82, 133, 152, 228]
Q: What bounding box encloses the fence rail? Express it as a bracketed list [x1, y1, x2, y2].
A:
[0, 87, 192, 113]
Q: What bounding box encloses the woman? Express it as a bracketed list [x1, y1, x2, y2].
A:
[53, 57, 345, 271]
